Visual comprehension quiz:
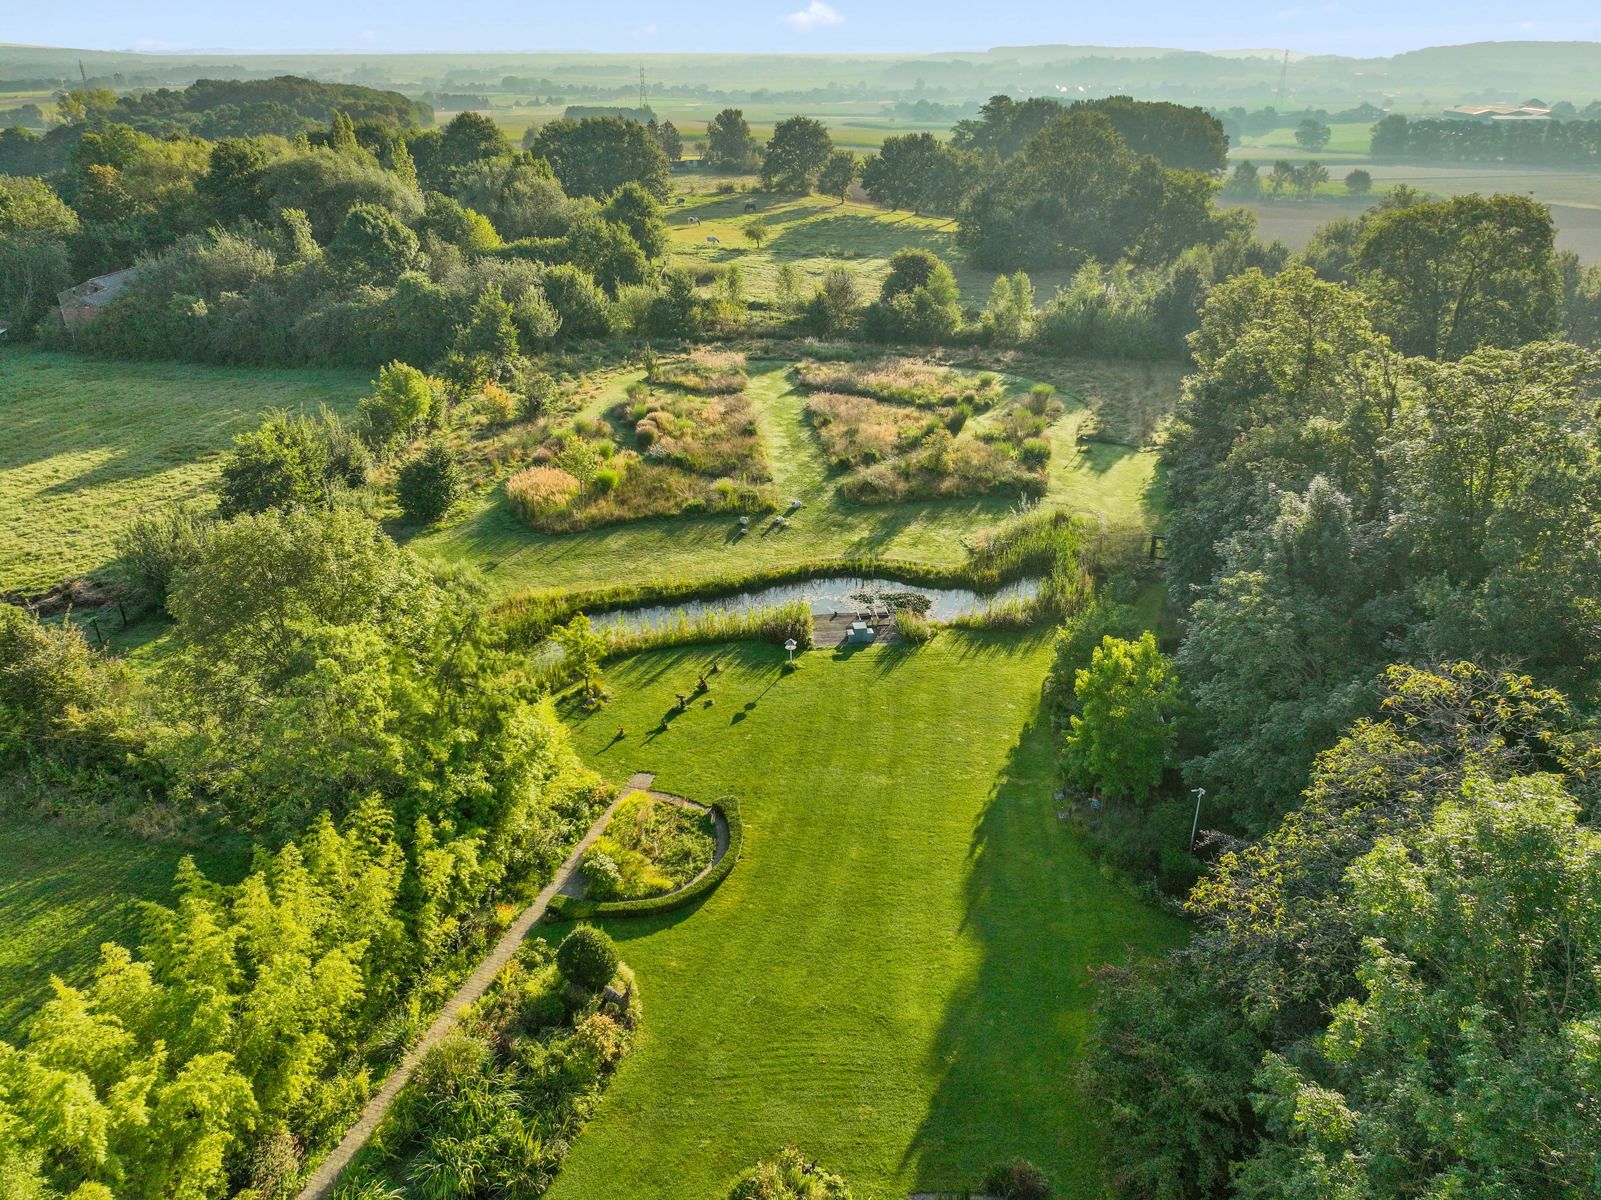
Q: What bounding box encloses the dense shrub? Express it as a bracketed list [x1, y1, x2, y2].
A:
[395, 439, 463, 525]
[983, 1159, 1053, 1199]
[556, 925, 620, 991]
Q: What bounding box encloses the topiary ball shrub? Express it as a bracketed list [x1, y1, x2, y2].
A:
[556, 924, 619, 992]
[983, 1159, 1052, 1199]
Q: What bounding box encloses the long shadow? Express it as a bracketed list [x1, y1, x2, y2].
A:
[898, 710, 1188, 1194]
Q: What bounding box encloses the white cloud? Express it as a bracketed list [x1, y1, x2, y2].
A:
[780, 1, 844, 33]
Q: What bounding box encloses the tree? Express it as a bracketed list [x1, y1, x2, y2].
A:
[817, 149, 858, 203]
[1353, 193, 1563, 358]
[983, 271, 1036, 344]
[804, 265, 859, 335]
[1235, 772, 1601, 1199]
[395, 440, 462, 526]
[327, 201, 420, 283]
[1266, 159, 1297, 196]
[527, 116, 670, 200]
[1343, 167, 1372, 194]
[957, 111, 1215, 271]
[761, 116, 833, 193]
[0, 175, 79, 235]
[0, 234, 72, 338]
[456, 284, 520, 360]
[218, 410, 336, 517]
[743, 217, 770, 250]
[556, 925, 619, 992]
[554, 613, 606, 702]
[1293, 118, 1330, 151]
[651, 117, 683, 163]
[862, 133, 945, 210]
[603, 181, 667, 259]
[1221, 159, 1260, 199]
[704, 108, 757, 170]
[358, 361, 435, 452]
[450, 152, 571, 240]
[1293, 160, 1328, 199]
[1063, 633, 1180, 802]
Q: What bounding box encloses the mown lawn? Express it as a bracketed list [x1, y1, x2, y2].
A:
[0, 819, 249, 1039]
[0, 349, 367, 595]
[411, 358, 1175, 597]
[541, 634, 1186, 1200]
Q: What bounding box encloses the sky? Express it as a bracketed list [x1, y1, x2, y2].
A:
[9, 0, 1601, 58]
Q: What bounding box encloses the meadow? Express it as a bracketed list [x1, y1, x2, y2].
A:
[413, 357, 1177, 598]
[540, 635, 1186, 1199]
[0, 349, 368, 596]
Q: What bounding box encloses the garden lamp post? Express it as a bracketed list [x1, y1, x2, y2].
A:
[1190, 787, 1206, 851]
[784, 638, 797, 664]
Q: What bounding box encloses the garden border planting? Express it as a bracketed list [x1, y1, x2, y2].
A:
[548, 793, 743, 922]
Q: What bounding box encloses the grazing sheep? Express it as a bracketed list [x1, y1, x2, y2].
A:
[706, 235, 720, 245]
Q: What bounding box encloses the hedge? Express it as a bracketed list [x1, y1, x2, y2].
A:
[547, 795, 743, 922]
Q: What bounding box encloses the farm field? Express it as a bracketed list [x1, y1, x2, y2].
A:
[441, 99, 952, 152]
[0, 820, 249, 1039]
[541, 634, 1186, 1199]
[1223, 194, 1601, 261]
[411, 357, 1178, 597]
[0, 350, 368, 595]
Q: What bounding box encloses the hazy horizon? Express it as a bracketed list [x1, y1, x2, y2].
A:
[9, 0, 1601, 60]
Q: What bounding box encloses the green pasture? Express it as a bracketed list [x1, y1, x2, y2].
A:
[411, 358, 1177, 598]
[540, 634, 1185, 1199]
[662, 190, 1081, 305]
[0, 349, 367, 595]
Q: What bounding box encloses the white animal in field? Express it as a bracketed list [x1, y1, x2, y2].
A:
[687, 216, 700, 225]
[706, 235, 720, 245]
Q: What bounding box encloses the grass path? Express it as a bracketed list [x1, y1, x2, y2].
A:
[541, 635, 1186, 1200]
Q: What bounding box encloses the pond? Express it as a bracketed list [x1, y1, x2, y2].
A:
[588, 575, 1041, 635]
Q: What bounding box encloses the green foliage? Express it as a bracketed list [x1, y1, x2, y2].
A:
[395, 440, 463, 526]
[725, 1146, 852, 1199]
[114, 502, 215, 607]
[761, 116, 834, 193]
[527, 116, 671, 201]
[1063, 633, 1179, 802]
[983, 1160, 1053, 1199]
[704, 108, 759, 171]
[556, 926, 619, 992]
[1353, 193, 1563, 358]
[217, 409, 347, 517]
[358, 361, 435, 453]
[1236, 773, 1601, 1198]
[817, 149, 859, 203]
[329, 201, 421, 284]
[1088, 663, 1597, 1200]
[0, 233, 73, 338]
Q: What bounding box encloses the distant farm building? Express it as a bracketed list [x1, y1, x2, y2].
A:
[1443, 104, 1552, 121]
[58, 268, 136, 333]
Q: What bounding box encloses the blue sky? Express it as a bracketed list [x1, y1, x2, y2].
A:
[11, 0, 1601, 57]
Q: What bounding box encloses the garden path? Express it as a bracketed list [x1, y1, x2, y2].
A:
[296, 784, 633, 1199]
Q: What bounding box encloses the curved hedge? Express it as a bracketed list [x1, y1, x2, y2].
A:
[547, 795, 742, 922]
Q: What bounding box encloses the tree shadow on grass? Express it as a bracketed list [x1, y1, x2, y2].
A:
[898, 710, 1187, 1197]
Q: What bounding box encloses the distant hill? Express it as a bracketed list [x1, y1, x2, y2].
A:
[4, 40, 1601, 109]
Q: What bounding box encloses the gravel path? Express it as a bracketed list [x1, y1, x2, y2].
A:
[295, 782, 637, 1200]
